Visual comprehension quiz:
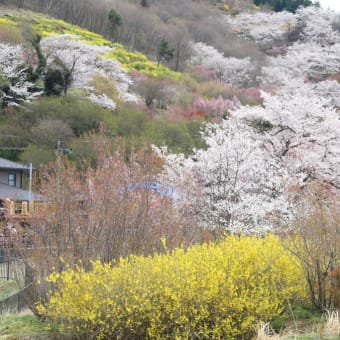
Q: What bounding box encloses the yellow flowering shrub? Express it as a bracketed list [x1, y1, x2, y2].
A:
[105, 46, 182, 80]
[38, 235, 307, 339]
[0, 17, 17, 26]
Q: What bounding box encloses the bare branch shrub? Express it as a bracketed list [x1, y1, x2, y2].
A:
[0, 23, 23, 44]
[133, 75, 177, 109]
[288, 182, 340, 311]
[20, 132, 203, 314]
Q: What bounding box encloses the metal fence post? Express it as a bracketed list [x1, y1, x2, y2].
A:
[6, 254, 10, 281]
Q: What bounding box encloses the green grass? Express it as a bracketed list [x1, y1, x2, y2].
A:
[0, 279, 19, 301]
[0, 313, 48, 339]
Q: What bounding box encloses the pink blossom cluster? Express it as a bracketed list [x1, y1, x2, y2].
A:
[188, 65, 217, 81]
[192, 95, 240, 117]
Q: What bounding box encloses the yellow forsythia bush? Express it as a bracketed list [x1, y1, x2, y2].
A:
[37, 235, 307, 339]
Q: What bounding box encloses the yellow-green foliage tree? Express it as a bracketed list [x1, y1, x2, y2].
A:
[38, 235, 307, 339]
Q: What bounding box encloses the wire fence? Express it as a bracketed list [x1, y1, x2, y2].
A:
[0, 288, 27, 314]
[0, 250, 27, 314]
[0, 253, 25, 282]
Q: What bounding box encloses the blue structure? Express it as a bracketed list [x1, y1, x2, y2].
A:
[122, 182, 181, 200]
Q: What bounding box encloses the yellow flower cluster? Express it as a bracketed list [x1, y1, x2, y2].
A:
[38, 235, 307, 339]
[253, 4, 262, 10]
[105, 45, 182, 80]
[0, 17, 17, 26]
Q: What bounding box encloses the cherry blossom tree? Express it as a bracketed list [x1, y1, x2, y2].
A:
[157, 86, 340, 233]
[157, 118, 287, 234]
[236, 90, 340, 189]
[295, 6, 340, 45]
[189, 42, 259, 87]
[0, 42, 42, 104]
[0, 34, 138, 108]
[226, 7, 340, 84]
[226, 10, 296, 50]
[262, 42, 340, 84]
[0, 43, 27, 81]
[41, 34, 138, 104]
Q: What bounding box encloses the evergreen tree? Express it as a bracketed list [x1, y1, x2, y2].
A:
[44, 57, 75, 96]
[108, 8, 122, 41]
[157, 39, 174, 66]
[253, 0, 314, 12]
[27, 34, 46, 82]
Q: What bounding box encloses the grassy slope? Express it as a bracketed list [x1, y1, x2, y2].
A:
[0, 6, 201, 155]
[0, 313, 49, 340]
[0, 7, 182, 80]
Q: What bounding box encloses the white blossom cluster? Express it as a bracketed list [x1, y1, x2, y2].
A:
[226, 7, 340, 84]
[158, 88, 340, 233]
[226, 10, 296, 50]
[262, 42, 340, 84]
[0, 43, 27, 81]
[189, 42, 258, 87]
[226, 7, 339, 49]
[0, 35, 138, 108]
[88, 93, 117, 111]
[41, 34, 138, 107]
[0, 43, 42, 103]
[276, 78, 340, 108]
[295, 6, 340, 45]
[159, 7, 340, 233]
[157, 117, 287, 234]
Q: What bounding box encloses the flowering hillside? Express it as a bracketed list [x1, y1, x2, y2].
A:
[158, 6, 340, 233]
[0, 9, 203, 158]
[1, 3, 340, 338]
[0, 5, 339, 233]
[0, 12, 177, 108]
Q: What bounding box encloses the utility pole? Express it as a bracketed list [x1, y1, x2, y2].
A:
[56, 140, 61, 201]
[28, 162, 33, 212]
[55, 140, 63, 258]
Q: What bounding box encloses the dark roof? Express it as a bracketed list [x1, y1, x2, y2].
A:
[0, 182, 44, 201]
[0, 158, 30, 170]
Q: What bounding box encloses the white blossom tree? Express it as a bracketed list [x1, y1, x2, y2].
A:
[158, 86, 340, 233]
[226, 10, 296, 50]
[0, 34, 138, 108]
[0, 42, 42, 104]
[262, 42, 340, 84]
[157, 118, 287, 233]
[41, 34, 138, 105]
[295, 6, 340, 45]
[189, 42, 259, 87]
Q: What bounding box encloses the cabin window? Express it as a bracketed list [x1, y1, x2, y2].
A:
[8, 173, 16, 186]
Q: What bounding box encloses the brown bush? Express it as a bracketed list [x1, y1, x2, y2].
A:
[0, 23, 23, 44]
[20, 132, 204, 314]
[288, 182, 340, 311]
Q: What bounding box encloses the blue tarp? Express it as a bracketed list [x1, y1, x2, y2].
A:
[122, 182, 181, 200]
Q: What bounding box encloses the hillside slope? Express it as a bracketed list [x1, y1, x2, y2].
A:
[0, 4, 339, 232]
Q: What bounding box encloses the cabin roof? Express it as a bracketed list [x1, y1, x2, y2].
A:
[0, 158, 30, 171]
